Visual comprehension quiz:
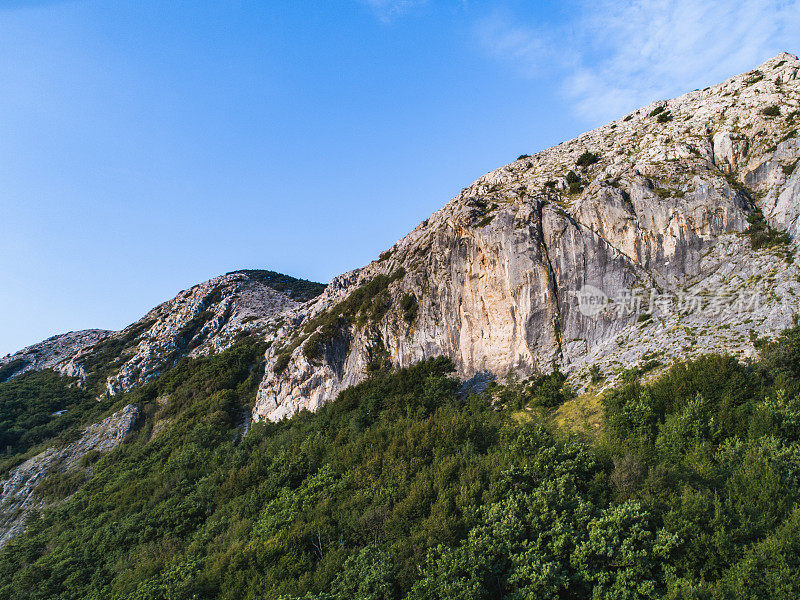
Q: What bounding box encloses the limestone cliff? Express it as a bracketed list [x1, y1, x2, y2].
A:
[253, 53, 800, 421]
[4, 54, 800, 424]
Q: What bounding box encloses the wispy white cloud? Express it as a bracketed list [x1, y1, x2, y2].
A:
[477, 0, 800, 124]
[476, 13, 560, 78]
[359, 0, 427, 23]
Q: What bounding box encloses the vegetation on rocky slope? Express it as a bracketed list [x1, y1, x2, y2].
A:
[232, 270, 326, 302]
[274, 269, 406, 372]
[1, 323, 800, 598]
[0, 371, 105, 473]
[744, 204, 792, 251]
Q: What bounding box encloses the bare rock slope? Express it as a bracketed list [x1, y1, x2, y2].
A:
[0, 330, 112, 383]
[254, 53, 800, 421]
[1, 270, 324, 395]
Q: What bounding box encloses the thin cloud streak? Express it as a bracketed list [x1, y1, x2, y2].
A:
[477, 0, 800, 124]
[359, 0, 427, 22]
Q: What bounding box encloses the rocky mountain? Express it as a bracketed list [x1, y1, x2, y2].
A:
[253, 52, 800, 421]
[0, 270, 325, 395]
[4, 54, 800, 425]
[0, 271, 325, 545]
[4, 52, 800, 600]
[0, 330, 112, 383]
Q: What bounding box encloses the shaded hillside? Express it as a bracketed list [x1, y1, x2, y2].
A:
[1, 325, 799, 598]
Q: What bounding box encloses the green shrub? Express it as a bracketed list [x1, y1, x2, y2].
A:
[746, 206, 791, 250]
[648, 106, 666, 117]
[656, 111, 673, 123]
[78, 449, 103, 467]
[35, 469, 87, 500]
[653, 187, 672, 198]
[746, 71, 764, 85]
[566, 170, 583, 194]
[576, 151, 600, 167]
[527, 369, 574, 407]
[273, 352, 292, 374]
[589, 364, 604, 385]
[302, 332, 327, 363]
[762, 105, 781, 117]
[399, 293, 418, 323]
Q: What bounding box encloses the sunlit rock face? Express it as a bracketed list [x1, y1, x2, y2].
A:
[254, 53, 800, 422]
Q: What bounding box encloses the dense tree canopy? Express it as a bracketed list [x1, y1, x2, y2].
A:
[1, 326, 800, 599]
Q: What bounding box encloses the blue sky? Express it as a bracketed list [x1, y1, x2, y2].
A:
[2, 0, 799, 355]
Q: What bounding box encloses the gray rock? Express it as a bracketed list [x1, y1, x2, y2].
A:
[2, 271, 318, 396]
[0, 330, 112, 381]
[253, 53, 800, 421]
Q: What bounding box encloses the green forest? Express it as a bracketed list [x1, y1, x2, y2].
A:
[1, 323, 800, 599]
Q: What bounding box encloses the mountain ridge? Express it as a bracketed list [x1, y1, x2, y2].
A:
[253, 51, 800, 420]
[3, 52, 800, 424]
[0, 269, 325, 393]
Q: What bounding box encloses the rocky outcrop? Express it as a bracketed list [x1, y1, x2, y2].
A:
[253, 52, 800, 421]
[0, 330, 112, 382]
[2, 270, 324, 396]
[0, 404, 138, 547]
[88, 271, 318, 396]
[5, 55, 799, 424]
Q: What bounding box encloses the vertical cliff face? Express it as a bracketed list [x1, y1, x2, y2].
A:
[253, 52, 800, 422]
